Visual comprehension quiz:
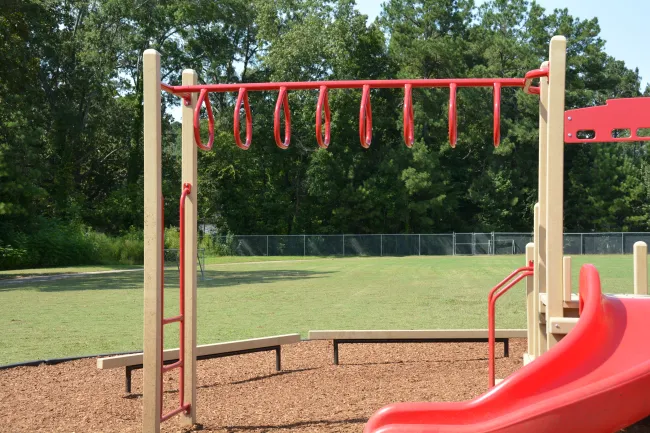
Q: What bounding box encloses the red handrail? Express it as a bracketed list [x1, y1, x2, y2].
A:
[487, 262, 534, 388]
[161, 71, 543, 151]
[274, 86, 291, 149]
[160, 183, 192, 423]
[316, 86, 331, 148]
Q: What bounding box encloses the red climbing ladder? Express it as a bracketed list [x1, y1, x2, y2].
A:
[159, 183, 192, 422]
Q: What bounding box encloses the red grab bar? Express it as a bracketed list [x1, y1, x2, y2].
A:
[359, 84, 372, 148]
[316, 86, 331, 148]
[523, 67, 549, 95]
[493, 83, 501, 147]
[487, 262, 534, 388]
[160, 183, 192, 423]
[448, 83, 457, 147]
[274, 86, 291, 149]
[234, 88, 252, 150]
[193, 89, 215, 151]
[403, 84, 414, 147]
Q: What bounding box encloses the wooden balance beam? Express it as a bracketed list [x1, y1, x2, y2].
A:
[97, 334, 301, 393]
[308, 329, 527, 365]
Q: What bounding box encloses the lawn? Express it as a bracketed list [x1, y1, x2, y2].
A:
[0, 255, 640, 365]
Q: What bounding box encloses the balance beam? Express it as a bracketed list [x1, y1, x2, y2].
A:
[97, 334, 300, 392]
[308, 329, 527, 365]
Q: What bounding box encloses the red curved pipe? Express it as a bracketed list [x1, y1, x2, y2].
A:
[193, 89, 215, 151]
[274, 86, 291, 149]
[359, 84, 372, 148]
[493, 83, 501, 147]
[316, 86, 331, 149]
[523, 67, 549, 95]
[403, 84, 414, 148]
[487, 262, 534, 388]
[448, 83, 457, 147]
[233, 88, 252, 150]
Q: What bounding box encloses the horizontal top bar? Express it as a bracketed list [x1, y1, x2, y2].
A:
[161, 78, 526, 95]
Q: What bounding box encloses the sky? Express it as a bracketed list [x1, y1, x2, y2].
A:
[356, 0, 650, 87]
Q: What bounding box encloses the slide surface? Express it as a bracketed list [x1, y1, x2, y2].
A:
[364, 264, 650, 433]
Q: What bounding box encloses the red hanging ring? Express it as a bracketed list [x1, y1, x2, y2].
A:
[493, 83, 501, 147]
[193, 89, 215, 151]
[233, 87, 253, 150]
[316, 86, 331, 149]
[359, 84, 372, 148]
[274, 86, 291, 149]
[403, 84, 414, 148]
[448, 83, 457, 147]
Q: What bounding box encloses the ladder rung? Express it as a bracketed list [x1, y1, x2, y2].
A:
[160, 403, 190, 422]
[162, 359, 183, 373]
[162, 314, 183, 325]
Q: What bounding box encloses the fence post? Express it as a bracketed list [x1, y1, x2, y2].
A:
[580, 233, 583, 255]
[418, 234, 421, 256]
[380, 234, 383, 257]
[452, 232, 456, 256]
[634, 241, 647, 295]
[622, 232, 625, 254]
[342, 234, 345, 257]
[303, 234, 306, 257]
[266, 235, 269, 256]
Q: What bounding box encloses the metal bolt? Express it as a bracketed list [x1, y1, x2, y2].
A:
[568, 133, 573, 137]
[568, 116, 572, 121]
[554, 324, 560, 329]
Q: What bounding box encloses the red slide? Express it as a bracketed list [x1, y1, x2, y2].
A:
[364, 264, 650, 433]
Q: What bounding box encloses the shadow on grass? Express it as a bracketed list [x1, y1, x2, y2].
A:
[0, 269, 335, 292]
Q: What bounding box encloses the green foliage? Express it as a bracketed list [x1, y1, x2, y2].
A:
[1, 0, 649, 269]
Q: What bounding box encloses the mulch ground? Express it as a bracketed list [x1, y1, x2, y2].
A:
[1, 339, 649, 433]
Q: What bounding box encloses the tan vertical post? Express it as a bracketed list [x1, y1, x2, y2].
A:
[634, 241, 648, 295]
[181, 69, 198, 426]
[525, 243, 535, 357]
[563, 256, 571, 301]
[143, 49, 162, 433]
[536, 60, 549, 357]
[532, 204, 542, 358]
[545, 36, 567, 349]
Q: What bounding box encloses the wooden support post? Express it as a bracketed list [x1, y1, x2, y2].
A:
[525, 243, 535, 357]
[563, 256, 572, 302]
[545, 36, 567, 349]
[143, 49, 162, 433]
[536, 59, 549, 357]
[532, 204, 541, 359]
[181, 69, 198, 426]
[634, 241, 648, 295]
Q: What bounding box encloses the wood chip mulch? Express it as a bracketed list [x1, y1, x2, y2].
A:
[0, 339, 648, 432]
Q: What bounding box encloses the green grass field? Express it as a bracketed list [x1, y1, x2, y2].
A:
[0, 255, 641, 365]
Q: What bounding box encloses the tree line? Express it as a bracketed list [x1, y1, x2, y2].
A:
[1, 0, 649, 267]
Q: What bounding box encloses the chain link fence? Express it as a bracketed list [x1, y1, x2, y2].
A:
[198, 232, 650, 259]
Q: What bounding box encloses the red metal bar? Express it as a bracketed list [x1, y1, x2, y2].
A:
[403, 84, 414, 147]
[162, 78, 527, 94]
[162, 315, 183, 325]
[316, 86, 331, 148]
[162, 359, 183, 374]
[493, 83, 501, 147]
[233, 88, 253, 150]
[448, 84, 457, 147]
[359, 85, 372, 148]
[274, 87, 291, 149]
[487, 262, 534, 388]
[564, 98, 650, 143]
[523, 67, 548, 95]
[160, 403, 191, 423]
[193, 89, 214, 151]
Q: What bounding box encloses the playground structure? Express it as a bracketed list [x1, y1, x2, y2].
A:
[142, 35, 650, 432]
